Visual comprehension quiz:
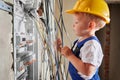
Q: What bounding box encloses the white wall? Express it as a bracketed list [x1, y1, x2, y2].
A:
[55, 0, 77, 47]
[0, 9, 13, 80]
[63, 0, 77, 46]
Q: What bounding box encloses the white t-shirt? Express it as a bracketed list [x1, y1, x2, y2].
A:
[80, 39, 103, 68]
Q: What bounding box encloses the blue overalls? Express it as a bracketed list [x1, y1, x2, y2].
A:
[68, 36, 100, 80]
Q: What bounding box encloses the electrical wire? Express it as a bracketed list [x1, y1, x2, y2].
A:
[28, 0, 72, 80]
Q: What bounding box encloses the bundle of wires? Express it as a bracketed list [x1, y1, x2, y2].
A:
[29, 0, 72, 80]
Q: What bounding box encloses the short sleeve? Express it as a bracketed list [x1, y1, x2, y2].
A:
[80, 40, 103, 68]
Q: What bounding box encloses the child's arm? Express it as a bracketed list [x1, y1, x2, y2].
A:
[61, 46, 96, 78]
[54, 38, 96, 78]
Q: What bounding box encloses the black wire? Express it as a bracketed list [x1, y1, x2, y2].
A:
[44, 0, 50, 35]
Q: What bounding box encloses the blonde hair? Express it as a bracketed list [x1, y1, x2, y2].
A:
[82, 13, 106, 31]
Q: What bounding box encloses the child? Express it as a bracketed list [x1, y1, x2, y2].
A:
[56, 0, 110, 80]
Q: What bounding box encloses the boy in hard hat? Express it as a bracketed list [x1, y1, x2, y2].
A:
[55, 0, 110, 80]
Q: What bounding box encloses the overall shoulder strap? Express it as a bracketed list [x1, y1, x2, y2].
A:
[77, 36, 100, 48]
[73, 36, 100, 57]
[71, 39, 78, 50]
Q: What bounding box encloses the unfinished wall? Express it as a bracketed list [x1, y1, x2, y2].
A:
[109, 4, 120, 80]
[106, 0, 120, 2]
[0, 6, 13, 80]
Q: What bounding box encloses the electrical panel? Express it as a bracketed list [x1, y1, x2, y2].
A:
[14, 0, 40, 80]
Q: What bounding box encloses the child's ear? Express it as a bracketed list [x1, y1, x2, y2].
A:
[88, 21, 96, 30]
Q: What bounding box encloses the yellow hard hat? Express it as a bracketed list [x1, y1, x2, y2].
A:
[66, 0, 110, 24]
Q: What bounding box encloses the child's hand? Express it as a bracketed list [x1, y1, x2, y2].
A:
[61, 46, 73, 58]
[54, 38, 73, 58]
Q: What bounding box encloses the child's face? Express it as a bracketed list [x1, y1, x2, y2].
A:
[72, 13, 90, 37]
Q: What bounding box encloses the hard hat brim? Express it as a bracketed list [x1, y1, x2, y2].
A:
[65, 9, 110, 24]
[65, 9, 78, 14]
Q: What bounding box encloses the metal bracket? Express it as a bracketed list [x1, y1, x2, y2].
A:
[0, 0, 12, 13]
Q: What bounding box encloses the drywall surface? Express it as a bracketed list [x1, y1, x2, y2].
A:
[0, 10, 13, 80]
